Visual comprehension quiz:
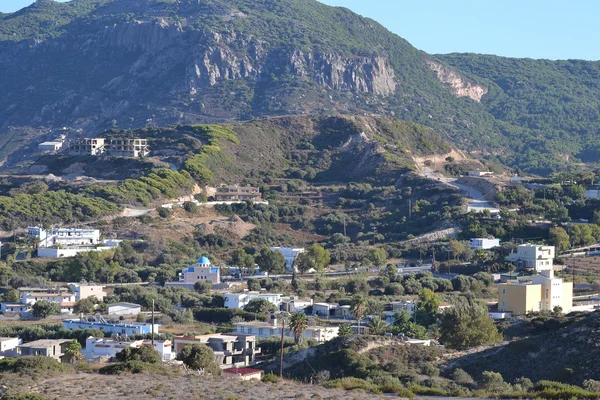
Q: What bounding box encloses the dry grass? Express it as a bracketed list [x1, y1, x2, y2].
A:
[0, 372, 394, 400]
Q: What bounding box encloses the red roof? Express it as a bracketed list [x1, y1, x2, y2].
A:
[223, 368, 263, 376]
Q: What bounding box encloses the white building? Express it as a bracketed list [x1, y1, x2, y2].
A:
[509, 244, 555, 271]
[270, 247, 305, 272]
[63, 319, 159, 336]
[143, 339, 174, 361]
[233, 316, 338, 343]
[38, 141, 63, 151]
[68, 283, 106, 302]
[165, 256, 220, 290]
[0, 337, 22, 356]
[173, 334, 259, 369]
[224, 292, 282, 310]
[470, 238, 500, 250]
[280, 296, 313, 313]
[27, 227, 100, 247]
[468, 169, 494, 177]
[19, 291, 76, 314]
[106, 302, 142, 316]
[82, 336, 173, 361]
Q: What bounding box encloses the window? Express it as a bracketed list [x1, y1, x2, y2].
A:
[501, 301, 506, 309]
[546, 289, 549, 299]
[502, 288, 506, 295]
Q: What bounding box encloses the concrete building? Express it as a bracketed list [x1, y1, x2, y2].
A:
[509, 244, 555, 271]
[165, 257, 220, 290]
[107, 138, 150, 157]
[63, 319, 159, 336]
[173, 334, 260, 369]
[223, 367, 264, 381]
[69, 138, 106, 155]
[39, 141, 63, 151]
[17, 339, 70, 362]
[68, 283, 106, 302]
[0, 337, 22, 356]
[142, 339, 174, 361]
[470, 238, 500, 250]
[233, 316, 339, 343]
[468, 169, 493, 177]
[82, 336, 173, 361]
[27, 227, 101, 247]
[0, 303, 29, 313]
[106, 302, 142, 316]
[21, 292, 75, 306]
[224, 292, 282, 310]
[280, 296, 313, 313]
[270, 247, 305, 272]
[312, 303, 351, 318]
[215, 185, 262, 202]
[498, 270, 573, 315]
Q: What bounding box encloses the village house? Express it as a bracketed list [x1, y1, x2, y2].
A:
[223, 367, 264, 381]
[509, 244, 555, 271]
[173, 334, 260, 369]
[233, 315, 339, 343]
[17, 339, 71, 362]
[279, 296, 313, 313]
[470, 238, 500, 250]
[0, 302, 29, 313]
[68, 282, 106, 302]
[165, 257, 221, 290]
[224, 292, 282, 310]
[27, 227, 101, 247]
[215, 184, 262, 202]
[270, 247, 305, 272]
[68, 137, 149, 157]
[38, 141, 63, 151]
[63, 319, 160, 336]
[0, 337, 22, 357]
[498, 269, 573, 315]
[82, 336, 174, 361]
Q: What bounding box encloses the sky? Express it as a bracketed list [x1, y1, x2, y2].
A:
[1, 0, 599, 60]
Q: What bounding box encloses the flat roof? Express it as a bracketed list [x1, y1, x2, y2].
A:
[0, 337, 19, 342]
[223, 367, 263, 375]
[107, 302, 141, 308]
[19, 339, 70, 348]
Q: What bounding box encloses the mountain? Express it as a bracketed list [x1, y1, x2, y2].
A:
[0, 0, 599, 174]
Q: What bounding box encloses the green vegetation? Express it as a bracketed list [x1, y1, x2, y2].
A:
[176, 343, 220, 375]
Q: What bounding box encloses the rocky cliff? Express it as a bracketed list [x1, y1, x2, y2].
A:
[427, 60, 488, 102]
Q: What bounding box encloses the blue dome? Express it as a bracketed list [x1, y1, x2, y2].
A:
[198, 256, 211, 265]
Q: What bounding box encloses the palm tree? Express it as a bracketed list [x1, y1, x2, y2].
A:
[351, 294, 366, 334]
[368, 316, 389, 336]
[289, 313, 308, 345]
[338, 323, 352, 336]
[65, 340, 82, 364]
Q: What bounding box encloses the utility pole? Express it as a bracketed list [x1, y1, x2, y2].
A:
[279, 315, 285, 379]
[343, 216, 347, 238]
[151, 299, 155, 347]
[408, 199, 412, 220]
[447, 249, 451, 279]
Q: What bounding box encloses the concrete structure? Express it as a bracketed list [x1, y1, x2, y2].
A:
[68, 283, 106, 301]
[82, 336, 173, 361]
[498, 270, 573, 315]
[509, 244, 555, 271]
[17, 339, 70, 362]
[280, 296, 313, 313]
[36, 245, 117, 259]
[106, 302, 142, 316]
[107, 138, 149, 157]
[233, 316, 339, 343]
[312, 303, 351, 318]
[39, 141, 63, 151]
[224, 292, 281, 310]
[0, 337, 22, 356]
[468, 169, 493, 177]
[215, 184, 261, 202]
[386, 300, 417, 315]
[21, 292, 75, 306]
[165, 257, 220, 290]
[270, 247, 305, 272]
[586, 187, 600, 199]
[63, 319, 159, 336]
[470, 238, 500, 250]
[223, 367, 264, 381]
[69, 138, 106, 155]
[173, 334, 260, 369]
[27, 227, 100, 247]
[0, 303, 29, 313]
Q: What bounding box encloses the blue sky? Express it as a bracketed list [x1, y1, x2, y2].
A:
[2, 0, 599, 60]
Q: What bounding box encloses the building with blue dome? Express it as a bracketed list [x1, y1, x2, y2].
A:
[165, 255, 221, 290]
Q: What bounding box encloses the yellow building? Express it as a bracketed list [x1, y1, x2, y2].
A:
[498, 270, 573, 315]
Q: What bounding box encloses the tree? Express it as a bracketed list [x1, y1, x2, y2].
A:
[255, 248, 286, 274]
[31, 300, 60, 319]
[65, 340, 83, 364]
[381, 264, 397, 282]
[439, 297, 501, 350]
[549, 227, 570, 252]
[416, 288, 440, 327]
[449, 240, 467, 260]
[73, 298, 94, 314]
[295, 244, 330, 273]
[451, 275, 472, 292]
[247, 278, 261, 291]
[1, 288, 19, 302]
[230, 248, 255, 275]
[116, 345, 160, 364]
[194, 280, 212, 294]
[183, 201, 199, 214]
[367, 247, 387, 268]
[176, 343, 220, 375]
[244, 298, 275, 314]
[289, 313, 308, 344]
[368, 316, 389, 335]
[351, 294, 366, 333]
[338, 323, 352, 336]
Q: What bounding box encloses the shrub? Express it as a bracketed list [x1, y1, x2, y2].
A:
[420, 362, 439, 377]
[176, 343, 220, 375]
[183, 201, 199, 214]
[115, 345, 160, 364]
[326, 377, 374, 391]
[451, 368, 475, 386]
[262, 373, 280, 383]
[479, 371, 507, 392]
[136, 313, 147, 323]
[98, 360, 171, 375]
[157, 207, 172, 218]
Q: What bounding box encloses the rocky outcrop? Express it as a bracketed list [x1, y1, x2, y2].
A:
[289, 49, 396, 96]
[427, 60, 487, 102]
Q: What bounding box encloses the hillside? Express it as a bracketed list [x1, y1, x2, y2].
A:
[445, 311, 600, 385]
